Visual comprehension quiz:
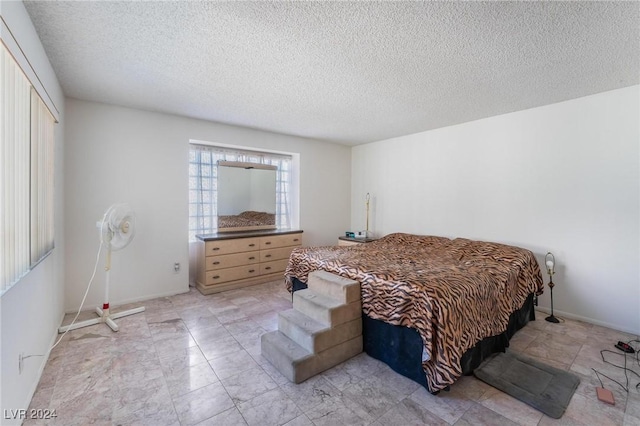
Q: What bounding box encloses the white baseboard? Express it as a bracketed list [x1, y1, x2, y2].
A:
[534, 307, 639, 336]
[17, 327, 61, 426]
[63, 286, 190, 314]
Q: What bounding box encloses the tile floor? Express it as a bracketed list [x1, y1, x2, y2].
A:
[25, 280, 640, 425]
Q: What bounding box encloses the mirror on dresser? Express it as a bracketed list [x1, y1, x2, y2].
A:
[217, 161, 277, 232]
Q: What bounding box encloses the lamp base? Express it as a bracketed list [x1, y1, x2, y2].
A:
[545, 314, 560, 323]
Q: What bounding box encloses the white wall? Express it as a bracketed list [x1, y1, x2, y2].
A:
[0, 2, 66, 424]
[352, 86, 640, 335]
[65, 99, 351, 310]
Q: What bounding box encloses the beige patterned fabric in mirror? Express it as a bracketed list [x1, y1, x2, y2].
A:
[218, 210, 275, 229]
[284, 233, 544, 392]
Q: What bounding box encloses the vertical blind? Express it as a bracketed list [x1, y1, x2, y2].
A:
[1, 44, 55, 294]
[1, 45, 31, 291]
[30, 89, 55, 263]
[189, 144, 292, 241]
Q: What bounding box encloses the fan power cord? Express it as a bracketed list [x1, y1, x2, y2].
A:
[51, 240, 104, 350]
[22, 237, 104, 364]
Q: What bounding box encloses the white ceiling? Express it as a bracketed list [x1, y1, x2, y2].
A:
[23, 1, 639, 146]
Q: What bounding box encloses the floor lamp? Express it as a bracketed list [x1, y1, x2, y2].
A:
[365, 192, 370, 238]
[545, 252, 560, 323]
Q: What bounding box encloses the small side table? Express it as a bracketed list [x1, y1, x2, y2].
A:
[338, 236, 377, 247]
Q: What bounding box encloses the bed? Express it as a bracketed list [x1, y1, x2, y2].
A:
[284, 233, 544, 393]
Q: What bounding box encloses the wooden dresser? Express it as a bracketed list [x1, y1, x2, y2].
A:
[195, 229, 303, 294]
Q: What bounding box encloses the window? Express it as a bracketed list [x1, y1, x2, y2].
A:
[1, 44, 56, 294]
[189, 144, 292, 241]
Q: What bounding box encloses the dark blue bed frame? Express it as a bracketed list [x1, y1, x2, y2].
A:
[292, 277, 536, 393]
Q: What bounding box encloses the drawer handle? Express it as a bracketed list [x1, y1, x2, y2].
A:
[265, 266, 271, 270]
[265, 241, 271, 245]
[212, 247, 220, 251]
[249, 256, 256, 260]
[293, 238, 299, 242]
[265, 254, 272, 258]
[249, 269, 255, 273]
[212, 261, 220, 265]
[249, 243, 255, 247]
[213, 275, 220, 279]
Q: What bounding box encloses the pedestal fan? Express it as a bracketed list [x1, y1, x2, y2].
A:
[58, 204, 145, 333]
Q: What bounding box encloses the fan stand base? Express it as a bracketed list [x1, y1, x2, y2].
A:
[58, 306, 145, 333]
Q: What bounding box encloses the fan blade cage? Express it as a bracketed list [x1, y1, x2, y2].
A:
[103, 203, 136, 251]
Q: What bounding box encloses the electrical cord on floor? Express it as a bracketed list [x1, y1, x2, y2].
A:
[592, 368, 608, 389]
[630, 339, 640, 390]
[50, 240, 103, 350]
[592, 340, 640, 393]
[21, 239, 103, 365]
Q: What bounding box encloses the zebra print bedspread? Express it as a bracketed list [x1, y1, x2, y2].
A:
[217, 210, 275, 228]
[284, 233, 544, 392]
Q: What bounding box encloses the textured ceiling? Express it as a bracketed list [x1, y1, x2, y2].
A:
[23, 1, 639, 146]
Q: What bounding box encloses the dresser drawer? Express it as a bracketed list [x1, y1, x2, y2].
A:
[259, 233, 302, 250]
[205, 265, 260, 285]
[260, 246, 297, 263]
[205, 252, 259, 270]
[205, 238, 260, 256]
[260, 259, 290, 275]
